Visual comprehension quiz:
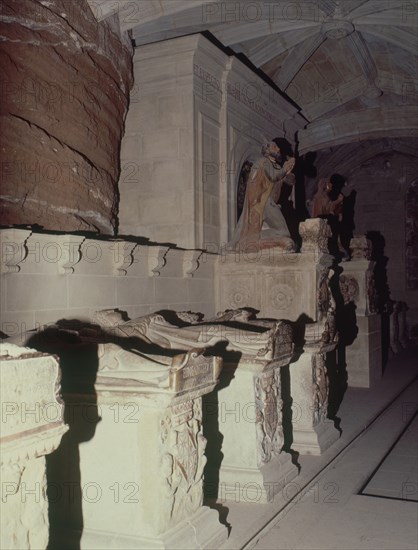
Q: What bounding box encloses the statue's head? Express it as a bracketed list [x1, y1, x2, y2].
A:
[318, 178, 331, 192]
[261, 141, 283, 164]
[272, 137, 294, 158]
[330, 173, 346, 193]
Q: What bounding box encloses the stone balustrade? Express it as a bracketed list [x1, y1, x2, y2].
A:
[0, 228, 217, 343]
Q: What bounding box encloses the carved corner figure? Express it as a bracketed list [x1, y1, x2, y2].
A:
[229, 141, 296, 252]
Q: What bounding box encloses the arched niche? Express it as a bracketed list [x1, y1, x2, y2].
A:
[225, 137, 261, 242]
[236, 160, 253, 221]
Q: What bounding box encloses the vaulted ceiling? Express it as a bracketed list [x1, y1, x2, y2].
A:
[88, 0, 418, 153]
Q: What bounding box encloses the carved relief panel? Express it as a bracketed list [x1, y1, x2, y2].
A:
[159, 399, 207, 532]
[312, 353, 329, 426]
[254, 369, 283, 466]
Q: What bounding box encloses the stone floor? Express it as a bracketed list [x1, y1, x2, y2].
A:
[214, 347, 418, 550]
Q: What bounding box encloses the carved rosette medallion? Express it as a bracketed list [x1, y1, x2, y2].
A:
[159, 399, 207, 531]
[269, 283, 294, 311]
[227, 284, 251, 309]
[321, 20, 355, 40]
[254, 370, 282, 465]
[312, 353, 329, 426]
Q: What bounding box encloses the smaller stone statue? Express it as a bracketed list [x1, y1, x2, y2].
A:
[312, 177, 348, 260]
[312, 178, 344, 218]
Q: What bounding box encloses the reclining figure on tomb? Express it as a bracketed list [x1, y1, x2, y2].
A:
[23, 317, 224, 394]
[92, 307, 295, 366]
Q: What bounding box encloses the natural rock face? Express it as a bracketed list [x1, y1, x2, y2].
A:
[0, 0, 133, 234]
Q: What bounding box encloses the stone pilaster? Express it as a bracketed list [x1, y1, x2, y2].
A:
[289, 219, 340, 455]
[290, 301, 340, 455]
[214, 320, 298, 503]
[342, 235, 382, 387]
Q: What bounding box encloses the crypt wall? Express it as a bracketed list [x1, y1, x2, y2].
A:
[0, 15, 307, 341]
[117, 33, 305, 250]
[304, 138, 418, 330]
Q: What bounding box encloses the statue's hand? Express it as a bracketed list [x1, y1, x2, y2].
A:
[283, 157, 295, 174]
[284, 173, 296, 186]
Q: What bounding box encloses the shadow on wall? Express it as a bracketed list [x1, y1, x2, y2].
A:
[327, 265, 358, 431]
[367, 231, 391, 368]
[202, 343, 240, 534]
[280, 313, 312, 471]
[26, 326, 100, 550]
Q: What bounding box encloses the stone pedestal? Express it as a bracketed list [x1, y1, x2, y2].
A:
[216, 322, 298, 503]
[49, 343, 227, 550]
[0, 343, 68, 550]
[342, 236, 382, 388]
[216, 219, 335, 322]
[216, 219, 340, 456]
[290, 323, 340, 456]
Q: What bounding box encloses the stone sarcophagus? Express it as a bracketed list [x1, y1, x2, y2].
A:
[45, 326, 227, 550]
[0, 343, 68, 550]
[97, 308, 298, 502]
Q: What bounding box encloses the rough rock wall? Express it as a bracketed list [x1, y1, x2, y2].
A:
[0, 0, 133, 234]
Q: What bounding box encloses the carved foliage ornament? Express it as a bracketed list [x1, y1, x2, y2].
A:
[318, 269, 331, 321]
[159, 399, 206, 530]
[255, 370, 282, 465]
[256, 320, 293, 362]
[312, 353, 329, 426]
